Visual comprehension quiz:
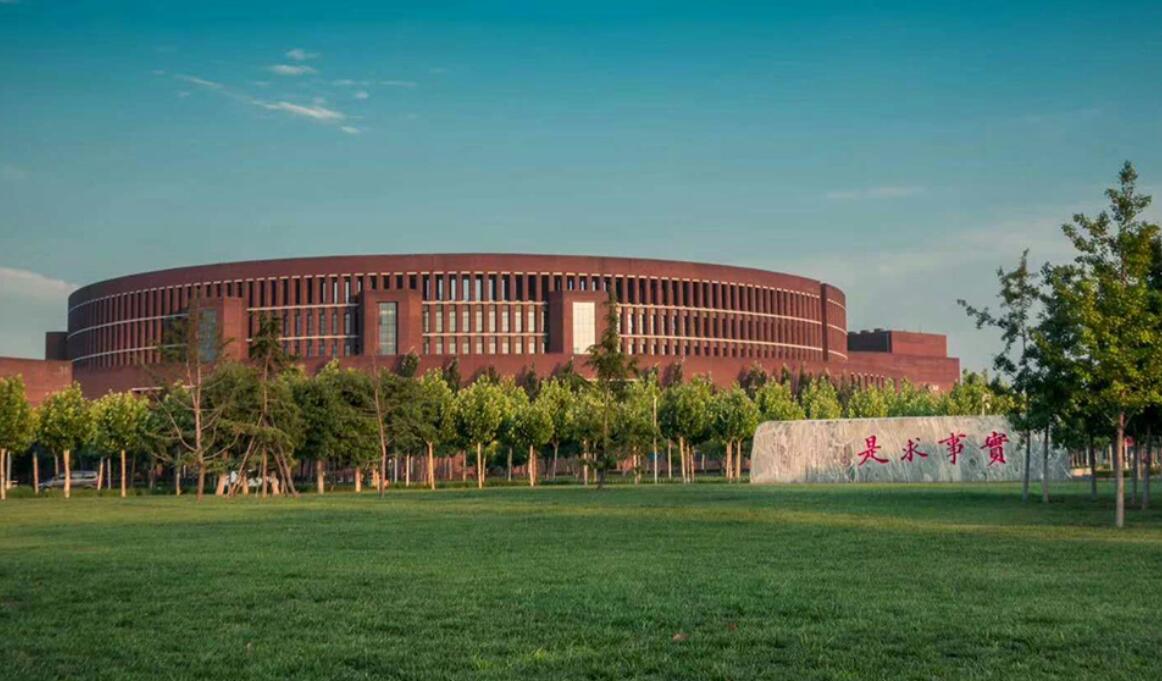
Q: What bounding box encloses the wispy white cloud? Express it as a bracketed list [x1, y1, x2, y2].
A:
[1, 164, 27, 181]
[285, 48, 318, 62]
[268, 64, 317, 76]
[0, 267, 77, 301]
[354, 90, 369, 100]
[380, 80, 417, 88]
[339, 126, 362, 135]
[332, 79, 369, 87]
[176, 74, 224, 90]
[824, 185, 925, 201]
[259, 101, 345, 122]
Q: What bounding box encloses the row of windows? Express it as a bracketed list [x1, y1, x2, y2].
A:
[69, 269, 836, 367]
[70, 269, 830, 334]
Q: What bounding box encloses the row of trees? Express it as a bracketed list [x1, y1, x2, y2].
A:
[0, 317, 1009, 500]
[962, 162, 1162, 527]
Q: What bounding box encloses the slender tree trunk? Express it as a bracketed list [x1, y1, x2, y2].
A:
[96, 457, 104, 491]
[1115, 414, 1126, 528]
[0, 449, 6, 501]
[506, 448, 512, 482]
[355, 467, 363, 493]
[261, 452, 269, 498]
[53, 454, 59, 477]
[552, 443, 559, 479]
[405, 455, 412, 487]
[1041, 429, 1050, 504]
[461, 450, 467, 483]
[173, 464, 181, 496]
[315, 459, 325, 494]
[476, 442, 484, 489]
[32, 453, 39, 495]
[1088, 435, 1097, 501]
[528, 445, 536, 487]
[379, 451, 387, 497]
[1021, 430, 1031, 502]
[1142, 435, 1151, 512]
[724, 441, 732, 482]
[736, 439, 744, 481]
[428, 443, 437, 491]
[667, 441, 672, 480]
[1131, 440, 1139, 504]
[214, 474, 227, 496]
[196, 457, 207, 502]
[120, 449, 128, 498]
[63, 450, 72, 499]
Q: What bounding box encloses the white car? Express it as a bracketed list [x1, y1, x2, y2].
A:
[39, 470, 100, 490]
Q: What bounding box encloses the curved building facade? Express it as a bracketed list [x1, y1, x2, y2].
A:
[7, 254, 959, 400]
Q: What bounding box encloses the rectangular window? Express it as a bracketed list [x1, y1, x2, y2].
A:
[461, 339, 469, 354]
[435, 338, 444, 354]
[474, 337, 483, 354]
[435, 305, 444, 333]
[488, 337, 497, 354]
[462, 308, 470, 333]
[528, 307, 536, 332]
[501, 338, 509, 354]
[198, 309, 219, 362]
[474, 308, 483, 332]
[378, 302, 398, 355]
[423, 306, 430, 333]
[500, 306, 510, 332]
[449, 306, 458, 332]
[572, 301, 595, 354]
[514, 308, 523, 332]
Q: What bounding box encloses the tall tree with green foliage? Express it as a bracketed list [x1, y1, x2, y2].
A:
[712, 385, 760, 482]
[960, 250, 1042, 503]
[513, 399, 554, 486]
[799, 376, 842, 420]
[415, 370, 455, 490]
[37, 384, 94, 499]
[659, 378, 713, 483]
[585, 293, 636, 489]
[617, 377, 660, 484]
[536, 378, 576, 479]
[753, 379, 805, 422]
[92, 391, 149, 498]
[0, 376, 36, 500]
[1056, 162, 1161, 527]
[845, 383, 890, 419]
[452, 379, 504, 489]
[153, 296, 236, 500]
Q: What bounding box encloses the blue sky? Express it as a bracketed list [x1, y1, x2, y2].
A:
[2, 1, 1161, 371]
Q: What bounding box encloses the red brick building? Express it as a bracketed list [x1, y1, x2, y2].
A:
[1, 254, 959, 401]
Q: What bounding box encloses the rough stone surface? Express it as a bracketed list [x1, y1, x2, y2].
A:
[750, 416, 1070, 484]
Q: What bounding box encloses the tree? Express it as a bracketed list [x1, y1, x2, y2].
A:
[92, 391, 149, 498]
[415, 370, 455, 490]
[0, 376, 36, 501]
[496, 378, 529, 482]
[753, 380, 805, 422]
[513, 399, 554, 486]
[960, 250, 1042, 503]
[659, 378, 713, 483]
[585, 292, 637, 489]
[845, 383, 889, 419]
[1056, 162, 1161, 527]
[152, 296, 236, 501]
[451, 380, 504, 489]
[617, 378, 660, 484]
[536, 378, 576, 479]
[712, 385, 760, 482]
[799, 376, 842, 420]
[37, 384, 94, 499]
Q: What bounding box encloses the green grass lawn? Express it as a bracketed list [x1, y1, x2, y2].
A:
[1, 483, 1160, 680]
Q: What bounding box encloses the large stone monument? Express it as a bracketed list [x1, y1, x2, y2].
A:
[749, 415, 1071, 484]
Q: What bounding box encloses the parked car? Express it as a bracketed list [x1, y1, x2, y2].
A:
[39, 470, 100, 490]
